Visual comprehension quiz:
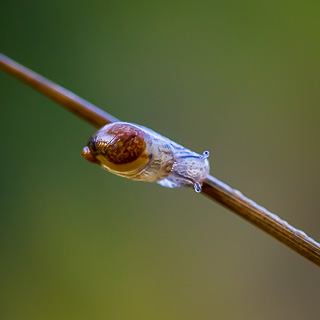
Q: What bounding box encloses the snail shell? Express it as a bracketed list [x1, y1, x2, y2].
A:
[82, 122, 210, 193]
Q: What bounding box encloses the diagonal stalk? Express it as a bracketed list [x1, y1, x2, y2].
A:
[1, 53, 319, 267]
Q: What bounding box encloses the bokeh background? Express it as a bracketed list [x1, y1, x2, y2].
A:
[1, 1, 320, 319]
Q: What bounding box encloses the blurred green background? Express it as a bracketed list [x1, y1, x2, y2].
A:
[1, 1, 320, 319]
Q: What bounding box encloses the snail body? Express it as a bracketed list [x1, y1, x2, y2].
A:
[82, 122, 210, 193]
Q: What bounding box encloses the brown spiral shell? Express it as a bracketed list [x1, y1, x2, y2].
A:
[101, 123, 146, 165]
[82, 122, 162, 179]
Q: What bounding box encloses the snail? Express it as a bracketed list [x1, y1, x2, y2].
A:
[82, 122, 210, 193]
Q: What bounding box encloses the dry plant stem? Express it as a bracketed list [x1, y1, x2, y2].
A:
[0, 54, 118, 127]
[202, 177, 320, 266]
[1, 53, 320, 267]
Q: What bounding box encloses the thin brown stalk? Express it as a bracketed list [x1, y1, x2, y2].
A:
[1, 53, 319, 267]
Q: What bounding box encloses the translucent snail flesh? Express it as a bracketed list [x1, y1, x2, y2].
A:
[82, 122, 210, 193]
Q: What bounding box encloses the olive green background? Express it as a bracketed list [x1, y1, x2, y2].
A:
[1, 1, 320, 319]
